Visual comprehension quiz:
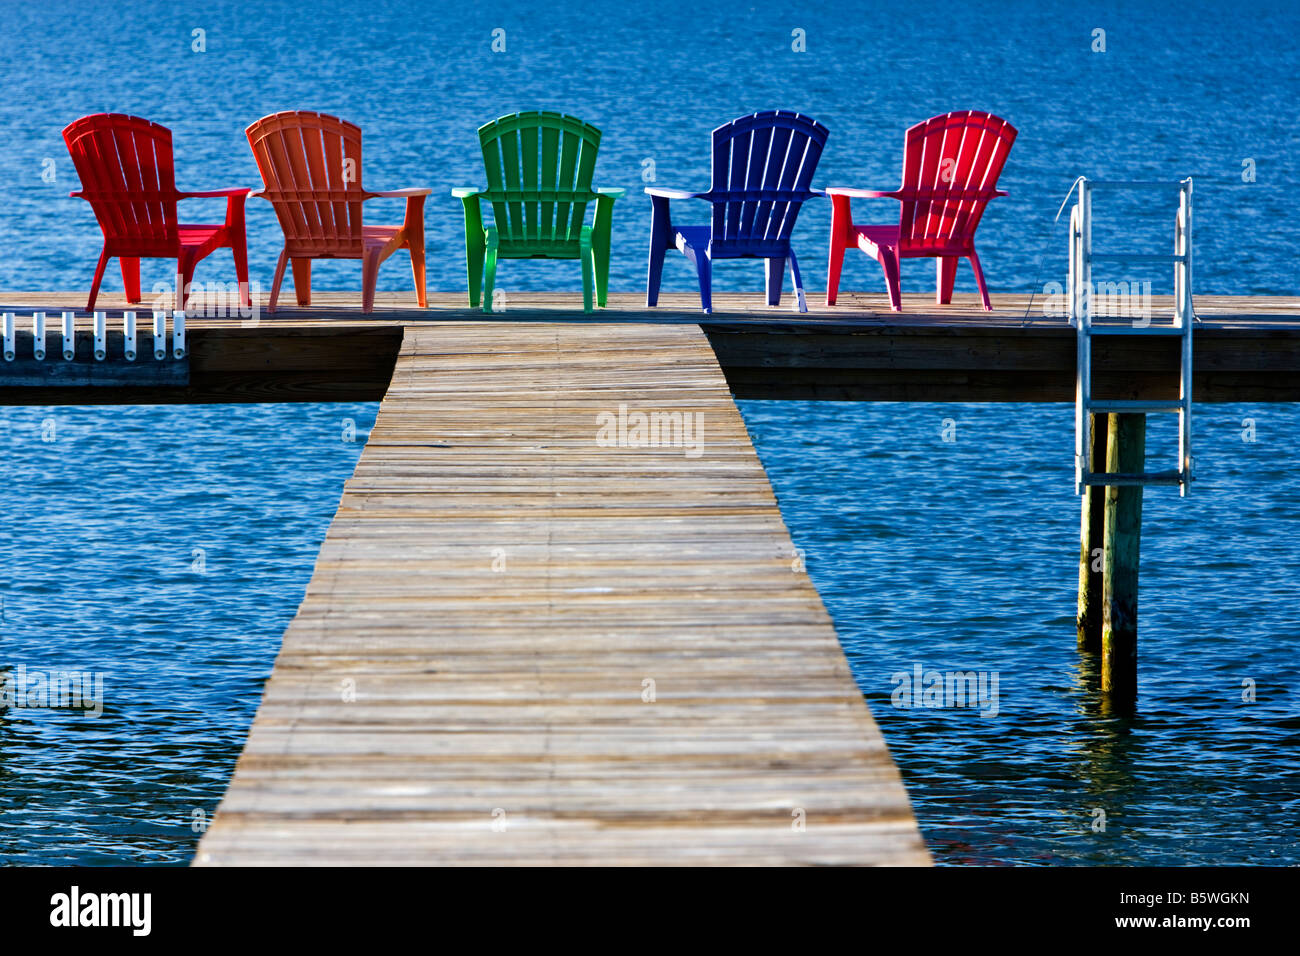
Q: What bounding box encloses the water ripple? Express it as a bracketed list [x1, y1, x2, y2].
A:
[742, 399, 1300, 866]
[0, 402, 375, 865]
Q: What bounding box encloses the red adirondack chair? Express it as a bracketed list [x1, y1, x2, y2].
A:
[825, 111, 1017, 311]
[63, 113, 251, 312]
[245, 111, 429, 313]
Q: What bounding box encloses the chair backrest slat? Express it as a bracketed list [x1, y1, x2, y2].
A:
[737, 123, 773, 238]
[246, 111, 366, 255]
[481, 126, 509, 241]
[477, 112, 603, 246]
[540, 124, 559, 242]
[520, 124, 539, 240]
[63, 113, 180, 248]
[769, 123, 822, 242]
[897, 111, 1017, 252]
[553, 124, 580, 241]
[499, 125, 524, 238]
[725, 125, 751, 238]
[707, 111, 828, 251]
[568, 124, 599, 242]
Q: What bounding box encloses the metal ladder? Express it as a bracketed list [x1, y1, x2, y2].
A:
[1070, 177, 1194, 496]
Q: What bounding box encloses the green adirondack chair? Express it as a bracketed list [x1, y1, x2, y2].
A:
[453, 112, 624, 313]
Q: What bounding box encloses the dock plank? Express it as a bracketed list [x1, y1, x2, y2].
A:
[192, 322, 930, 866]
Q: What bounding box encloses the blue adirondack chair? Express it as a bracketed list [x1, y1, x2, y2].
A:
[645, 111, 829, 314]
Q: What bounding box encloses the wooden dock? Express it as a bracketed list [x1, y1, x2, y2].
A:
[4, 292, 1300, 405]
[185, 320, 930, 865]
[5, 289, 1297, 864]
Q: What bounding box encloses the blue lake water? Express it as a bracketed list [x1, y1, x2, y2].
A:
[740, 400, 1300, 865]
[0, 403, 376, 864]
[1, 0, 1297, 864]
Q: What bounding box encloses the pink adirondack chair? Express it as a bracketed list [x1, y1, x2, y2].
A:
[825, 111, 1017, 311]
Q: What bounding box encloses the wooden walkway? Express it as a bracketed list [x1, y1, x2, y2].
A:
[8, 289, 1295, 862]
[193, 322, 930, 866]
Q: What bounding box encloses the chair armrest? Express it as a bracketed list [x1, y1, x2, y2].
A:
[821, 186, 901, 199]
[452, 187, 486, 199]
[177, 188, 250, 231]
[595, 187, 626, 199]
[179, 187, 252, 199]
[644, 187, 705, 200]
[368, 187, 433, 198]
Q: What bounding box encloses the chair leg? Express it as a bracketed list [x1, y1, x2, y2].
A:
[646, 196, 671, 307]
[880, 252, 902, 311]
[460, 199, 486, 308]
[87, 249, 110, 312]
[937, 256, 958, 304]
[826, 236, 846, 306]
[787, 250, 808, 314]
[466, 237, 485, 310]
[291, 258, 312, 307]
[409, 242, 427, 309]
[268, 249, 288, 314]
[361, 250, 381, 314]
[766, 257, 784, 307]
[232, 241, 250, 308]
[120, 258, 141, 304]
[826, 194, 852, 306]
[646, 243, 668, 308]
[178, 253, 198, 313]
[482, 228, 499, 314]
[592, 242, 609, 309]
[579, 226, 595, 314]
[691, 249, 712, 315]
[593, 195, 614, 308]
[969, 250, 992, 311]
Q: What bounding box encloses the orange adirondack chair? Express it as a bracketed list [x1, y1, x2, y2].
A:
[825, 111, 1017, 311]
[245, 111, 429, 313]
[63, 113, 251, 312]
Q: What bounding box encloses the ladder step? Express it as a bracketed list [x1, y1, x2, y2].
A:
[1082, 470, 1185, 487]
[1087, 253, 1188, 263]
[1084, 324, 1186, 336]
[1085, 180, 1191, 190]
[1088, 400, 1186, 414]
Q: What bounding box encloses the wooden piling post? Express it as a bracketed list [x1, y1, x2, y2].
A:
[1101, 413, 1145, 699]
[1077, 413, 1108, 652]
